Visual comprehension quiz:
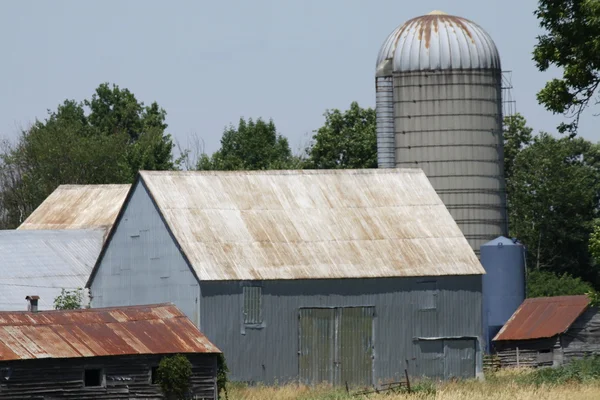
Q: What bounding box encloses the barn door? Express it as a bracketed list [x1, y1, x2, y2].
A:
[298, 307, 374, 387]
[444, 339, 476, 379]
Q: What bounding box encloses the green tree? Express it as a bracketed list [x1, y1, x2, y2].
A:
[197, 117, 297, 170]
[54, 288, 85, 310]
[503, 113, 533, 182]
[527, 269, 595, 298]
[533, 0, 600, 136]
[0, 83, 177, 228]
[305, 101, 377, 169]
[508, 132, 600, 284]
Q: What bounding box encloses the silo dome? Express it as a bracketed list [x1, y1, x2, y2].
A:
[376, 11, 500, 74]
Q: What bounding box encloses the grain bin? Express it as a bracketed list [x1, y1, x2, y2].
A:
[481, 236, 526, 352]
[375, 10, 508, 254]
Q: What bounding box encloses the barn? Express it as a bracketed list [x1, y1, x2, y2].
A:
[0, 229, 104, 310]
[492, 295, 600, 368]
[0, 303, 220, 399]
[86, 169, 486, 386]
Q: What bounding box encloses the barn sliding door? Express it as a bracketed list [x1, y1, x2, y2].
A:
[298, 307, 374, 387]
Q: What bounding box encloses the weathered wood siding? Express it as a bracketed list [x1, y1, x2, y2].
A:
[562, 307, 600, 363]
[493, 338, 560, 368]
[0, 354, 217, 399]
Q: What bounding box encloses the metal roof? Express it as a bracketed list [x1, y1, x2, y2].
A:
[0, 303, 220, 361]
[137, 169, 484, 281]
[376, 10, 500, 73]
[0, 229, 104, 311]
[493, 295, 590, 341]
[18, 184, 131, 233]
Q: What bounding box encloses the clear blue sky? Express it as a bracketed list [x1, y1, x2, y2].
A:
[0, 0, 594, 157]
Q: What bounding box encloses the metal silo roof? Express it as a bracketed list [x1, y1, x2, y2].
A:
[376, 10, 500, 73]
[126, 169, 484, 281]
[18, 184, 131, 233]
[0, 229, 104, 311]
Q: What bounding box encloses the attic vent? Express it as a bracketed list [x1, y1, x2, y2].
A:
[243, 286, 263, 326]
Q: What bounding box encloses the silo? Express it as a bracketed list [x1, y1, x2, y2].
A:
[375, 11, 508, 254]
[481, 236, 526, 352]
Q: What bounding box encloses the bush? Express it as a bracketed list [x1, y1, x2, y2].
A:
[520, 356, 600, 385]
[156, 354, 193, 400]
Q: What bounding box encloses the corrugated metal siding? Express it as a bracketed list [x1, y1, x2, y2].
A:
[393, 70, 507, 254]
[444, 339, 476, 379]
[0, 229, 104, 311]
[18, 184, 130, 233]
[89, 181, 201, 328]
[339, 307, 374, 387]
[299, 308, 335, 385]
[200, 275, 483, 384]
[139, 169, 484, 280]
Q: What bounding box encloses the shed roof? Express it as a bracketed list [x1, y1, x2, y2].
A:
[0, 303, 220, 361]
[0, 229, 103, 311]
[493, 295, 590, 341]
[18, 184, 131, 233]
[133, 169, 483, 281]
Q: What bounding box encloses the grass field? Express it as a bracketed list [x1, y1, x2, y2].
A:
[223, 366, 600, 400]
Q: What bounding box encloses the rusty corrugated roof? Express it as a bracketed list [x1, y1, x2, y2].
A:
[0, 303, 220, 361]
[493, 295, 590, 342]
[18, 184, 131, 233]
[136, 169, 484, 281]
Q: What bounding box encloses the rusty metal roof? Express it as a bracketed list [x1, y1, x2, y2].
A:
[493, 295, 590, 342]
[18, 184, 131, 233]
[135, 169, 484, 281]
[377, 10, 500, 73]
[0, 303, 220, 361]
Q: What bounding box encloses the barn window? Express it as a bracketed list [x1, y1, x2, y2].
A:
[84, 368, 103, 387]
[243, 286, 263, 326]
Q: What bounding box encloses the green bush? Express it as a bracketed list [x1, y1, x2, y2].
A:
[520, 356, 600, 385]
[156, 354, 193, 399]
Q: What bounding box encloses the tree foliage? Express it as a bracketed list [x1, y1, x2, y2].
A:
[197, 118, 299, 170]
[305, 101, 377, 169]
[533, 0, 600, 135]
[156, 354, 193, 400]
[527, 269, 595, 298]
[53, 288, 85, 310]
[0, 83, 177, 228]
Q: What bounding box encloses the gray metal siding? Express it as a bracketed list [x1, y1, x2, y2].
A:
[392, 70, 507, 254]
[200, 275, 483, 384]
[89, 181, 200, 326]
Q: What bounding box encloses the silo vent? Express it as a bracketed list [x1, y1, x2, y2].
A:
[26, 295, 39, 312]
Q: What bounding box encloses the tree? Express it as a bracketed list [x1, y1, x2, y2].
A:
[0, 83, 178, 228]
[305, 102, 377, 169]
[54, 288, 85, 310]
[533, 0, 600, 135]
[527, 269, 595, 297]
[503, 113, 533, 182]
[197, 117, 298, 170]
[508, 132, 600, 284]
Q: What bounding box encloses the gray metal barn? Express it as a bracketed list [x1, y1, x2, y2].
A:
[86, 169, 486, 386]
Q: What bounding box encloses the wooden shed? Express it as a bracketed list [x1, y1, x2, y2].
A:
[492, 295, 600, 368]
[0, 303, 220, 399]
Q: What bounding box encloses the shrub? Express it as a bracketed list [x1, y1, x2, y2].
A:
[521, 356, 600, 385]
[156, 354, 193, 400]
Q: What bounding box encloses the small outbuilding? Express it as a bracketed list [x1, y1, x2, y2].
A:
[87, 169, 486, 386]
[0, 303, 220, 399]
[492, 295, 600, 368]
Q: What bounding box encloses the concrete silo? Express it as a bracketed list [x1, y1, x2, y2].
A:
[375, 11, 508, 254]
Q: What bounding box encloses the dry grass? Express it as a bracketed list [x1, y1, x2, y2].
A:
[224, 369, 600, 400]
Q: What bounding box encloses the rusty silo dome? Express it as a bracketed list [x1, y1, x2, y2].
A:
[376, 10, 500, 74]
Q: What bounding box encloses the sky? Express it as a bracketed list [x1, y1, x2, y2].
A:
[0, 0, 595, 158]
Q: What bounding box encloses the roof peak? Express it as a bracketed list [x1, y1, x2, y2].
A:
[428, 10, 447, 15]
